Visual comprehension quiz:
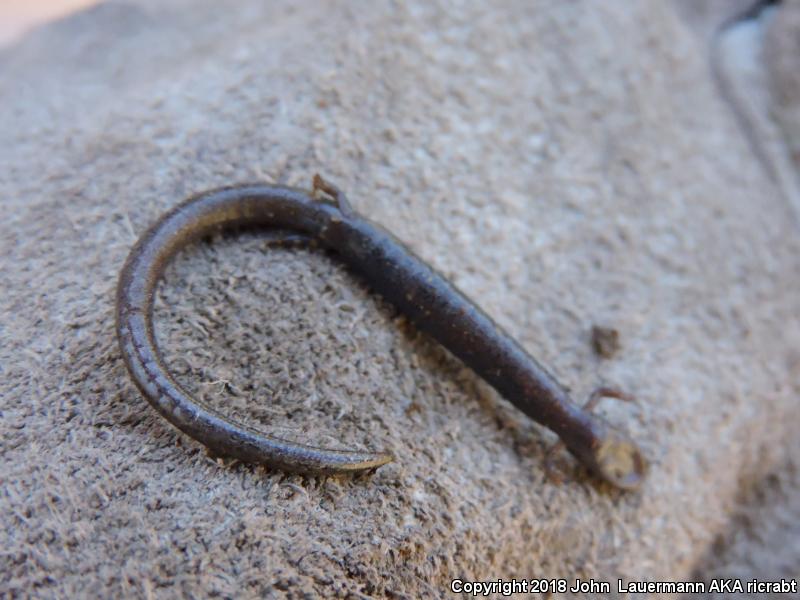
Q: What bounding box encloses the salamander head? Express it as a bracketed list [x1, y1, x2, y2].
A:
[588, 427, 648, 490]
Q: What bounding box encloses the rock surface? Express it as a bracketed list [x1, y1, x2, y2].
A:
[1, 1, 798, 596]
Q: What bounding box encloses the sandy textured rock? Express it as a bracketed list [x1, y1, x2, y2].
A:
[1, 1, 798, 597]
[766, 0, 800, 166]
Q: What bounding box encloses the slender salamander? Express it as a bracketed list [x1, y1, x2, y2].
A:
[116, 176, 647, 489]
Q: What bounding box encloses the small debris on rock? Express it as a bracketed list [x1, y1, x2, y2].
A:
[591, 325, 620, 359]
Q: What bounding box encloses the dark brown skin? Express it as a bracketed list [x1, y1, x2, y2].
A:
[116, 176, 647, 489]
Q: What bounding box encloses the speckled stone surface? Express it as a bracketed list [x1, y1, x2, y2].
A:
[1, 1, 798, 597]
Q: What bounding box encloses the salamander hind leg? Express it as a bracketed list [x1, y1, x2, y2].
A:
[312, 174, 354, 216]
